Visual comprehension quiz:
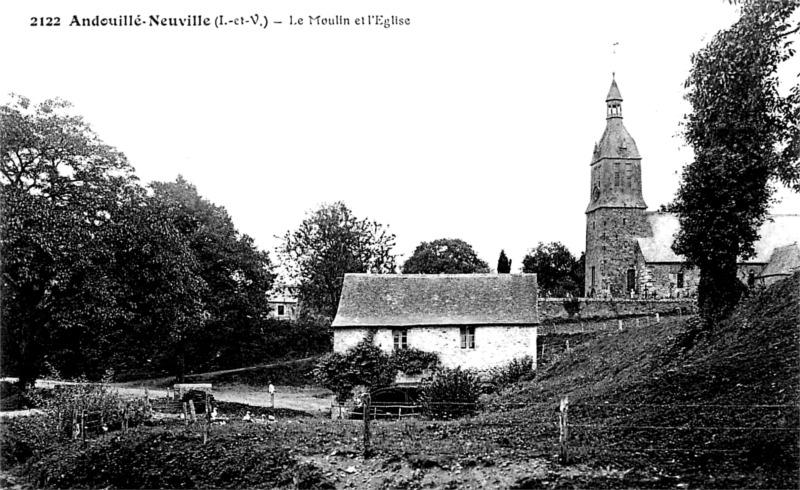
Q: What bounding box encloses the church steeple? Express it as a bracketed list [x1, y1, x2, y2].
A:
[606, 76, 623, 119]
[584, 76, 649, 298]
[587, 76, 646, 213]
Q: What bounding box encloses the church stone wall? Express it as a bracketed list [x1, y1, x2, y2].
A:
[585, 207, 649, 297]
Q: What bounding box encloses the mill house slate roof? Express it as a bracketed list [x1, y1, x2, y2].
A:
[331, 273, 539, 328]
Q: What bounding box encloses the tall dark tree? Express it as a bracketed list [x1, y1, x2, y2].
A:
[150, 177, 275, 372]
[497, 250, 512, 274]
[402, 239, 490, 274]
[521, 242, 582, 297]
[672, 0, 800, 324]
[278, 202, 396, 323]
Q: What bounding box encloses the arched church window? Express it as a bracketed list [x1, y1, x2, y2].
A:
[626, 268, 636, 293]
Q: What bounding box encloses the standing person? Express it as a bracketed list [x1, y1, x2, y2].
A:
[268, 382, 275, 408]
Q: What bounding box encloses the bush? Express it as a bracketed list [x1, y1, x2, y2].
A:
[487, 356, 536, 392]
[391, 348, 440, 375]
[313, 335, 441, 403]
[420, 367, 482, 420]
[313, 336, 396, 403]
[1, 415, 55, 468]
[4, 375, 145, 467]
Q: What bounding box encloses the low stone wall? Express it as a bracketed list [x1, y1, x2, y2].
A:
[538, 297, 696, 325]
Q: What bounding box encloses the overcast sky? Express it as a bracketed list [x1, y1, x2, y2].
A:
[2, 1, 798, 273]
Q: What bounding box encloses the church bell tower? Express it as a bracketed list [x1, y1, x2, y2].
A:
[585, 77, 648, 297]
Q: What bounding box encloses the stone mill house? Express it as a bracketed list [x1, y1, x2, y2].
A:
[331, 273, 539, 381]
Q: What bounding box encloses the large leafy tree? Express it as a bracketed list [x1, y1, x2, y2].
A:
[402, 238, 490, 274]
[150, 177, 275, 371]
[672, 0, 800, 324]
[1, 95, 136, 385]
[521, 242, 582, 297]
[278, 202, 396, 323]
[0, 96, 205, 385]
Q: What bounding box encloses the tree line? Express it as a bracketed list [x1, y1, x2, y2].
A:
[0, 96, 581, 386]
[3, 0, 797, 384]
[0, 96, 327, 387]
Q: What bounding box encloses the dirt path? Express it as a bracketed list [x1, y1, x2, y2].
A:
[2, 374, 335, 417]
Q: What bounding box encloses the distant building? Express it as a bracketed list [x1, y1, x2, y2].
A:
[758, 243, 800, 286]
[585, 77, 800, 298]
[332, 273, 539, 377]
[267, 295, 298, 320]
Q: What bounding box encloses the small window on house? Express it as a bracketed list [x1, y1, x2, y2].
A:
[627, 268, 636, 292]
[591, 266, 596, 286]
[677, 272, 685, 289]
[393, 329, 408, 350]
[277, 305, 285, 316]
[614, 172, 620, 187]
[747, 270, 755, 288]
[460, 326, 475, 349]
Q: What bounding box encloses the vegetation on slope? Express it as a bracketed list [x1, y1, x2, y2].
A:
[500, 273, 799, 488]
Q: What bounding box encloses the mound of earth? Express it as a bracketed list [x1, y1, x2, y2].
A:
[23, 425, 333, 489]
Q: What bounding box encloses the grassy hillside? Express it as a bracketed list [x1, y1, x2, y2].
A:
[499, 272, 799, 488]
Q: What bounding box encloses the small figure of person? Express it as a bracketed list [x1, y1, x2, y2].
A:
[268, 382, 275, 408]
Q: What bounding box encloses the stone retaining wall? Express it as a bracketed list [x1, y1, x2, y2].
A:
[538, 297, 696, 324]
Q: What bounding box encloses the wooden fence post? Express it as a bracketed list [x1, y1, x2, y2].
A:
[183, 402, 189, 426]
[618, 319, 623, 331]
[204, 401, 211, 445]
[81, 411, 87, 446]
[189, 399, 197, 424]
[363, 393, 372, 458]
[656, 313, 660, 323]
[558, 396, 570, 464]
